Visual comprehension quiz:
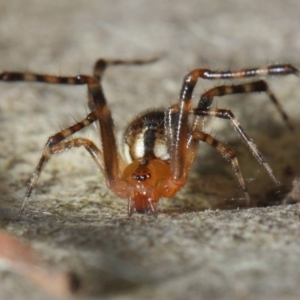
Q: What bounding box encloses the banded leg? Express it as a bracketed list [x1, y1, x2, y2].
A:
[0, 58, 158, 216]
[89, 57, 159, 111]
[186, 80, 294, 170]
[18, 111, 99, 218]
[0, 57, 159, 111]
[51, 138, 104, 172]
[0, 57, 159, 85]
[196, 80, 293, 130]
[172, 63, 299, 184]
[192, 131, 251, 204]
[20, 138, 105, 218]
[88, 58, 158, 186]
[179, 64, 300, 111]
[93, 57, 159, 81]
[192, 107, 279, 185]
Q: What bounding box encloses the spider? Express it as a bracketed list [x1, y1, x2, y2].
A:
[0, 58, 298, 217]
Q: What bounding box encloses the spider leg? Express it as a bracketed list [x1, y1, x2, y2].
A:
[186, 79, 294, 165]
[18, 112, 99, 218]
[51, 138, 105, 172]
[1, 58, 159, 217]
[0, 70, 126, 216]
[192, 131, 251, 205]
[184, 64, 300, 82]
[89, 57, 159, 110]
[0, 57, 159, 85]
[92, 59, 163, 213]
[197, 80, 293, 130]
[93, 57, 159, 81]
[0, 56, 159, 112]
[20, 137, 105, 218]
[192, 107, 279, 185]
[185, 79, 292, 173]
[173, 63, 299, 183]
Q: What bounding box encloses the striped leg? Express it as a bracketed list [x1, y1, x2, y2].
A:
[0, 58, 158, 182]
[172, 63, 299, 184]
[18, 111, 99, 218]
[186, 80, 294, 170]
[89, 57, 159, 110]
[180, 64, 300, 107]
[0, 70, 122, 181]
[87, 58, 157, 191]
[0, 58, 158, 217]
[192, 108, 279, 185]
[93, 57, 159, 81]
[197, 80, 293, 130]
[0, 57, 159, 110]
[0, 58, 159, 85]
[192, 131, 251, 205]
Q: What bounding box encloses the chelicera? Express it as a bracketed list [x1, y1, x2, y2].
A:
[0, 58, 297, 216]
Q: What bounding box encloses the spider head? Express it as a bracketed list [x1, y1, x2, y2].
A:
[122, 158, 180, 215]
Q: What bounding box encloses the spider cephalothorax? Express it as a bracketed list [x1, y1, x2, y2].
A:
[0, 58, 297, 217]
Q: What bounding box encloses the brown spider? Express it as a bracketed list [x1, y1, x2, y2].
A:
[0, 58, 298, 217]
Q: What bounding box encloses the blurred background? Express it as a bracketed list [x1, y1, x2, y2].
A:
[0, 1, 300, 299]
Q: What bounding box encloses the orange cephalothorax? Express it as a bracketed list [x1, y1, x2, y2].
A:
[122, 158, 179, 214]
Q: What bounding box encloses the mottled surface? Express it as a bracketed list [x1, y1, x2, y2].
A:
[0, 1, 300, 299]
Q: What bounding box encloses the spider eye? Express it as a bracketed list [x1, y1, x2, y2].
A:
[132, 166, 151, 182]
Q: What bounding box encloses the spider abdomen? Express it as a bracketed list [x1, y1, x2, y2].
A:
[123, 110, 170, 162]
